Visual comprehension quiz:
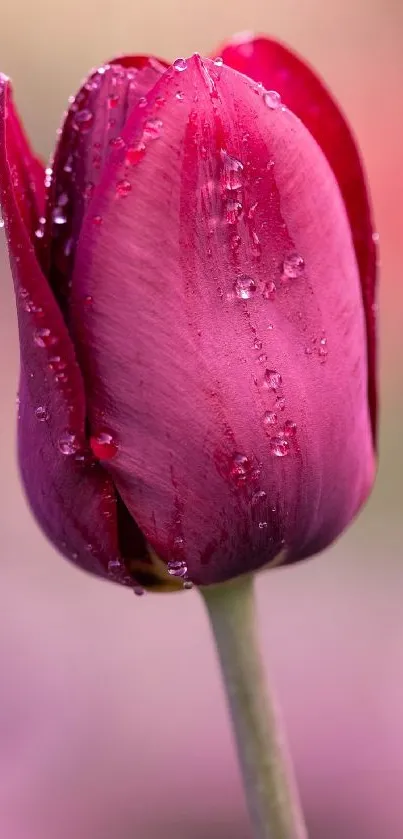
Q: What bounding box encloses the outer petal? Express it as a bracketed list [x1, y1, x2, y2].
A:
[45, 58, 165, 321]
[0, 75, 134, 587]
[70, 57, 375, 585]
[217, 35, 378, 440]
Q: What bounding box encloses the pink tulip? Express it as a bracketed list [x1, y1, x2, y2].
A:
[0, 35, 377, 591]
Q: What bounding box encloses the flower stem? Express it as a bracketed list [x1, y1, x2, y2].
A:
[200, 574, 308, 839]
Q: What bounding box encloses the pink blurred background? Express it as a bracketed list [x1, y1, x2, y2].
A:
[1, 1, 402, 837]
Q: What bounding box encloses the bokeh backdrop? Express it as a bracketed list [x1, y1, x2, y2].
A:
[1, 1, 402, 837]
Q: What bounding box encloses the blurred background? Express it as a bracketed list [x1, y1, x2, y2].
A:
[0, 1, 402, 837]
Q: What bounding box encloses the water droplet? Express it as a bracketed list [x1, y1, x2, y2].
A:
[84, 295, 93, 305]
[282, 253, 305, 279]
[252, 489, 267, 505]
[144, 119, 163, 139]
[230, 453, 253, 486]
[231, 233, 241, 253]
[92, 215, 103, 226]
[263, 410, 277, 427]
[262, 281, 276, 300]
[173, 58, 187, 72]
[109, 136, 125, 149]
[48, 355, 66, 372]
[108, 93, 120, 109]
[90, 431, 118, 461]
[270, 436, 290, 457]
[34, 327, 57, 348]
[126, 143, 146, 165]
[35, 406, 49, 422]
[214, 56, 224, 67]
[173, 535, 184, 550]
[226, 199, 243, 224]
[0, 216, 4, 229]
[264, 90, 282, 110]
[175, 91, 184, 101]
[183, 580, 193, 590]
[257, 353, 268, 364]
[221, 150, 244, 191]
[283, 420, 297, 437]
[108, 558, 122, 575]
[276, 396, 286, 412]
[372, 232, 380, 243]
[258, 521, 268, 529]
[264, 369, 282, 391]
[234, 275, 256, 300]
[116, 179, 132, 197]
[52, 206, 67, 225]
[35, 227, 45, 238]
[167, 559, 188, 577]
[58, 431, 80, 455]
[254, 338, 263, 350]
[73, 108, 94, 132]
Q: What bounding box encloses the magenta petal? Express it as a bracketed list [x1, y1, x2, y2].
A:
[45, 58, 165, 320]
[0, 75, 132, 586]
[217, 35, 378, 441]
[70, 57, 375, 585]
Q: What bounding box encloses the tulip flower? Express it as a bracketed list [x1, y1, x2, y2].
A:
[0, 34, 377, 839]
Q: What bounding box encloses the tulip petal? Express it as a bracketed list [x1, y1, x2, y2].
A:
[0, 75, 135, 586]
[45, 58, 165, 322]
[217, 35, 378, 440]
[71, 56, 375, 585]
[0, 73, 45, 248]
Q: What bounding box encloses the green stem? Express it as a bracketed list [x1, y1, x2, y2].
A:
[201, 574, 308, 839]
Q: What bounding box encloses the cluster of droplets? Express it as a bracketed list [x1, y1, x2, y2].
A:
[107, 557, 144, 596]
[114, 115, 164, 200]
[229, 454, 270, 530]
[305, 332, 329, 363]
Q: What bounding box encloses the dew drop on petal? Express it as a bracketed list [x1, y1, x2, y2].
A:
[225, 199, 243, 224]
[214, 56, 224, 67]
[282, 253, 305, 279]
[73, 108, 94, 132]
[33, 327, 57, 348]
[264, 90, 282, 110]
[283, 420, 297, 437]
[230, 453, 253, 486]
[126, 143, 146, 165]
[276, 396, 286, 412]
[144, 119, 163, 139]
[234, 275, 256, 300]
[270, 436, 290, 457]
[90, 431, 118, 461]
[52, 206, 67, 225]
[263, 410, 277, 427]
[167, 559, 188, 577]
[264, 369, 282, 391]
[35, 406, 49, 422]
[262, 281, 276, 300]
[173, 58, 187, 72]
[221, 150, 244, 191]
[251, 489, 267, 505]
[258, 521, 268, 529]
[58, 431, 80, 456]
[116, 179, 132, 197]
[0, 216, 4, 229]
